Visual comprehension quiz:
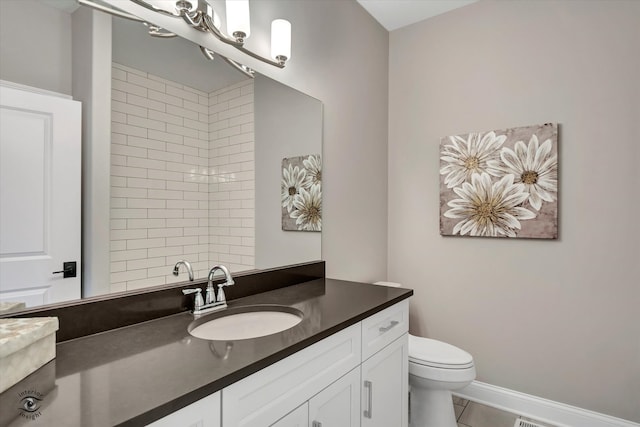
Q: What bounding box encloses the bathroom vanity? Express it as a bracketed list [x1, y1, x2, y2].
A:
[0, 263, 412, 427]
[153, 299, 408, 427]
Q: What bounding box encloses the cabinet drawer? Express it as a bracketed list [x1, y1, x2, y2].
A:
[223, 323, 361, 427]
[361, 299, 409, 360]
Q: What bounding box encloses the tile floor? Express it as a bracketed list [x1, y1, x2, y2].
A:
[453, 396, 555, 427]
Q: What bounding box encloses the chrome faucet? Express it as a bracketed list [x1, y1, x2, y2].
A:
[183, 265, 234, 316]
[173, 260, 194, 281]
[207, 265, 235, 304]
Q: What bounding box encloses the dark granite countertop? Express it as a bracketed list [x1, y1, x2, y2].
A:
[0, 278, 412, 426]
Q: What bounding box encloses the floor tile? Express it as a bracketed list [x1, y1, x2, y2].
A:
[453, 395, 470, 406]
[458, 401, 518, 427]
[454, 403, 465, 420]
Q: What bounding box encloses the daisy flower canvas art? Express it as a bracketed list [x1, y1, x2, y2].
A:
[282, 154, 322, 232]
[439, 123, 558, 239]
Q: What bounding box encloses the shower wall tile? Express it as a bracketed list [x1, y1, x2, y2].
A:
[110, 63, 210, 291]
[209, 80, 255, 273]
[110, 63, 255, 292]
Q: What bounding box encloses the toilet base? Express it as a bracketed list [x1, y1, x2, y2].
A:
[409, 386, 457, 427]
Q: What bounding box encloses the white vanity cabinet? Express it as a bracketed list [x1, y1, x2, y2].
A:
[270, 366, 361, 427]
[308, 367, 361, 427]
[147, 391, 221, 427]
[271, 404, 309, 427]
[361, 337, 408, 427]
[224, 299, 409, 427]
[360, 300, 410, 427]
[223, 323, 362, 426]
[148, 299, 409, 427]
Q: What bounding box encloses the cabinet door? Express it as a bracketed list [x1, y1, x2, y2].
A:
[223, 324, 361, 427]
[271, 403, 309, 427]
[361, 334, 408, 427]
[309, 367, 360, 427]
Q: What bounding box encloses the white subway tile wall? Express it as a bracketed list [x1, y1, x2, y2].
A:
[110, 63, 255, 292]
[209, 80, 256, 272]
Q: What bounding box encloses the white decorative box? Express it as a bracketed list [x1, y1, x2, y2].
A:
[0, 317, 59, 393]
[0, 301, 26, 315]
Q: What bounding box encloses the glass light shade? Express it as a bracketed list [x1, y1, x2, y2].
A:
[270, 19, 291, 61]
[226, 0, 251, 39]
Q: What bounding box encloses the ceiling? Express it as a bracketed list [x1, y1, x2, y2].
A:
[356, 0, 478, 31]
[45, 0, 477, 33]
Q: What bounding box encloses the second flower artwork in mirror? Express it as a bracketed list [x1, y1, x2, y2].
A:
[282, 154, 322, 232]
[440, 123, 558, 239]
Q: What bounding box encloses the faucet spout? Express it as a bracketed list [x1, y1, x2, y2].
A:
[207, 264, 234, 286]
[207, 264, 234, 303]
[173, 260, 194, 281]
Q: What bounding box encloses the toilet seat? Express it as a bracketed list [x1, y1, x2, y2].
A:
[409, 335, 474, 369]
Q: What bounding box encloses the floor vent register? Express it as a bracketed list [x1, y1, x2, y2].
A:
[514, 419, 551, 427]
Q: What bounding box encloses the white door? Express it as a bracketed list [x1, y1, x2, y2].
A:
[309, 367, 360, 427]
[0, 83, 81, 308]
[361, 335, 409, 427]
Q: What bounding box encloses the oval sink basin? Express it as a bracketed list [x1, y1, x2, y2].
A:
[188, 305, 303, 341]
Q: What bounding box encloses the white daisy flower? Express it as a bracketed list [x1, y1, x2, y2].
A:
[281, 164, 306, 213]
[444, 173, 536, 237]
[499, 135, 557, 211]
[440, 131, 506, 188]
[302, 154, 322, 189]
[290, 184, 322, 231]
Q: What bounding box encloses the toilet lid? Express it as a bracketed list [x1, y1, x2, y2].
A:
[408, 335, 474, 369]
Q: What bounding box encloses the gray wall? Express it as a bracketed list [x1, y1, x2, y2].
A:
[72, 7, 113, 297]
[0, 0, 72, 95]
[254, 75, 322, 269]
[388, 0, 639, 421]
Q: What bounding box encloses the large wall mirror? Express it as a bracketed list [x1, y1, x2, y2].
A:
[0, 0, 322, 313]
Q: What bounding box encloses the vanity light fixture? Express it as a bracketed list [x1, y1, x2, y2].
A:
[77, 0, 259, 78]
[77, 0, 178, 37]
[131, 0, 292, 68]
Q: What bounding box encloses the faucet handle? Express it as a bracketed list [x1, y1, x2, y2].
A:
[182, 288, 204, 310]
[216, 284, 227, 303]
[205, 283, 216, 305]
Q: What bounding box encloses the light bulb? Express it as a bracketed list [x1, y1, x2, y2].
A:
[226, 0, 251, 41]
[270, 19, 291, 63]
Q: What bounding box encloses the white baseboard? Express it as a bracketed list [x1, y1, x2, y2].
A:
[453, 380, 639, 427]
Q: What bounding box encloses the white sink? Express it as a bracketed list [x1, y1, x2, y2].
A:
[188, 305, 303, 341]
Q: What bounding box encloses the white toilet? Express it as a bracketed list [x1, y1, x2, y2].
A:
[374, 282, 476, 427]
[408, 334, 476, 426]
